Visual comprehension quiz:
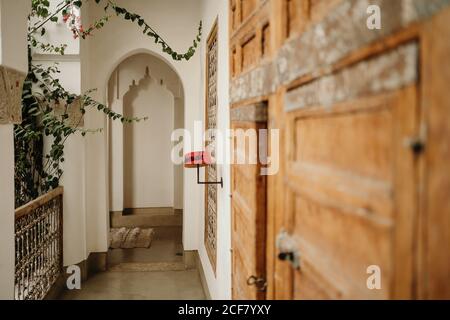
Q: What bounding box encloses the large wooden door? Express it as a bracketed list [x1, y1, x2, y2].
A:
[229, 0, 271, 300]
[268, 2, 450, 300]
[229, 0, 450, 300]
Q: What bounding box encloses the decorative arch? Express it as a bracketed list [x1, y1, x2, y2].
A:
[107, 51, 185, 216]
[103, 48, 185, 103]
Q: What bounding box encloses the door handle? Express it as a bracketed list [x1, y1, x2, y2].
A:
[247, 275, 267, 292]
[276, 230, 301, 270]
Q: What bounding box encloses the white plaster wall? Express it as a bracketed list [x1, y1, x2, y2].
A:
[108, 53, 183, 211]
[0, 0, 30, 300]
[123, 77, 175, 208]
[0, 0, 29, 71]
[108, 96, 124, 212]
[0, 125, 15, 300]
[54, 61, 87, 266]
[174, 98, 184, 210]
[197, 0, 232, 300]
[83, 0, 203, 254]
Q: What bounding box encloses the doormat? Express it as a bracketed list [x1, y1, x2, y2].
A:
[109, 227, 154, 249]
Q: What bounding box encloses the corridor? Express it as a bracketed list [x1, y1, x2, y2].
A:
[60, 221, 206, 300]
[1, 0, 450, 302]
[60, 270, 205, 300]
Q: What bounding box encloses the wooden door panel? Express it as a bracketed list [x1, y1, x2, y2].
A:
[241, 0, 257, 21]
[233, 249, 257, 299]
[231, 119, 267, 300]
[294, 257, 343, 300]
[233, 203, 258, 267]
[292, 195, 392, 299]
[285, 86, 418, 299]
[293, 108, 393, 181]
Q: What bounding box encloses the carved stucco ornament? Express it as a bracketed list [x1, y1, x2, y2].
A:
[0, 65, 26, 124]
[45, 96, 84, 128]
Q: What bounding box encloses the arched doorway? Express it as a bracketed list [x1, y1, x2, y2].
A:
[107, 53, 185, 269]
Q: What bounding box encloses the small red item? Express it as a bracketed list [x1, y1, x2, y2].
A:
[184, 151, 214, 168]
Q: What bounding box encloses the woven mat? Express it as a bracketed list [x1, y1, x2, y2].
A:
[109, 227, 154, 249]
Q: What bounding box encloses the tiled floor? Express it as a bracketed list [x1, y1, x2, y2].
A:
[108, 226, 184, 266]
[60, 224, 206, 300]
[59, 269, 205, 300]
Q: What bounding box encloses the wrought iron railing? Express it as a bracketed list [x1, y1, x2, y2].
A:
[14, 187, 63, 300]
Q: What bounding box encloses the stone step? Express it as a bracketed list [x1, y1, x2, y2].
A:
[110, 210, 182, 228]
[108, 261, 189, 272]
[123, 207, 182, 216]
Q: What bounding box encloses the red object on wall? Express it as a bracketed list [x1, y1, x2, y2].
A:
[184, 151, 214, 168]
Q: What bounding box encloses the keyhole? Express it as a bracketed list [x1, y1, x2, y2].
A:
[411, 140, 425, 155]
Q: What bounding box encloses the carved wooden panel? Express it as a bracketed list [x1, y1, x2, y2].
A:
[230, 0, 270, 79]
[261, 23, 271, 58]
[241, 34, 258, 71]
[0, 65, 26, 124]
[205, 21, 219, 272]
[230, 0, 240, 32]
[285, 0, 298, 38]
[241, 0, 257, 21]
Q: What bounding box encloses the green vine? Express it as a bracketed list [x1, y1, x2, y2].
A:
[15, 0, 201, 207]
[102, 0, 202, 61]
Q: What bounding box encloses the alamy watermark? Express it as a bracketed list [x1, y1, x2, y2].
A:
[66, 265, 81, 290]
[367, 4, 382, 30]
[171, 121, 280, 176]
[367, 265, 382, 290]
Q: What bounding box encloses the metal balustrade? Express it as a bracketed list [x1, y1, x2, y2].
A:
[14, 187, 63, 300]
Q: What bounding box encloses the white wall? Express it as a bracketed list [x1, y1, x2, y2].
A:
[123, 76, 175, 208]
[0, 0, 30, 300]
[0, 125, 15, 300]
[174, 98, 184, 210]
[108, 53, 183, 211]
[84, 0, 203, 255]
[197, 0, 232, 300]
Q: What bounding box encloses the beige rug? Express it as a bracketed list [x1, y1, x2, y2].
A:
[109, 227, 154, 249]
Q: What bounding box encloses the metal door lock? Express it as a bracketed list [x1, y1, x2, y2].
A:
[247, 275, 267, 292]
[276, 230, 301, 270]
[404, 136, 426, 155]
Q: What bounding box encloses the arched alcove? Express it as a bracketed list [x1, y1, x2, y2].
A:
[107, 53, 184, 214]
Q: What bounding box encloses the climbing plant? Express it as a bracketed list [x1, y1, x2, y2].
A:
[15, 0, 202, 207]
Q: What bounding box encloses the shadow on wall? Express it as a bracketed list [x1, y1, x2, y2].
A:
[108, 53, 184, 212]
[123, 73, 174, 208]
